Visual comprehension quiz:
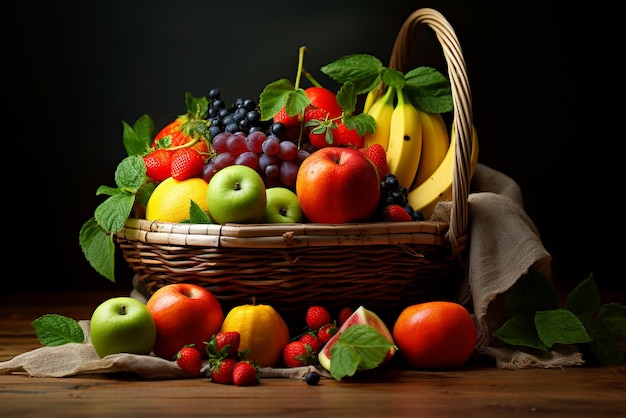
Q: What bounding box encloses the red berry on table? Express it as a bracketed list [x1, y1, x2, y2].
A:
[383, 204, 413, 222]
[143, 148, 173, 182]
[210, 357, 237, 385]
[176, 345, 203, 377]
[215, 331, 241, 359]
[282, 341, 315, 368]
[170, 147, 205, 180]
[306, 306, 332, 330]
[232, 361, 258, 386]
[316, 323, 338, 344]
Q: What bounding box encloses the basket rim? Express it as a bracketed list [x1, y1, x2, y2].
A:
[117, 217, 451, 249]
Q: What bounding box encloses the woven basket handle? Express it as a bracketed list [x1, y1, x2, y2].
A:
[389, 8, 473, 258]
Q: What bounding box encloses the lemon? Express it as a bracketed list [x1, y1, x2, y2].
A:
[145, 177, 209, 222]
[221, 302, 290, 367]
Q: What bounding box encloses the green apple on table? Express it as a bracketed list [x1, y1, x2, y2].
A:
[89, 297, 157, 358]
[206, 164, 267, 224]
[263, 186, 303, 223]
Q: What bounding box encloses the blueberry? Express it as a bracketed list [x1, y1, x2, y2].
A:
[305, 371, 320, 386]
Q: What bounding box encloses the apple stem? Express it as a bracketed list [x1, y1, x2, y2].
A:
[120, 304, 127, 315]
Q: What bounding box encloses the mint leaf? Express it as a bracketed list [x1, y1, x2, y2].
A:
[336, 81, 357, 115]
[504, 269, 560, 317]
[381, 67, 405, 91]
[79, 218, 116, 282]
[564, 273, 601, 315]
[328, 324, 395, 381]
[94, 194, 135, 233]
[343, 113, 375, 136]
[320, 54, 383, 94]
[535, 309, 591, 347]
[122, 114, 154, 156]
[492, 314, 548, 350]
[115, 155, 148, 191]
[598, 303, 626, 340]
[186, 200, 212, 224]
[584, 316, 626, 365]
[404, 66, 453, 113]
[31, 314, 85, 346]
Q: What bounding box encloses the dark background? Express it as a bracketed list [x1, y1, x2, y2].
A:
[6, 1, 619, 295]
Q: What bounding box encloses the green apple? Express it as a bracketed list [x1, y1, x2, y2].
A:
[263, 186, 303, 223]
[89, 297, 157, 358]
[206, 164, 267, 224]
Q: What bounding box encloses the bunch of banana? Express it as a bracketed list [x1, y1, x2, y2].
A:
[363, 83, 479, 220]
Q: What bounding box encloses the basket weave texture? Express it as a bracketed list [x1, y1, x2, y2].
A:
[116, 8, 474, 320]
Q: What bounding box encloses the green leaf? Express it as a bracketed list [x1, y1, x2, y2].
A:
[136, 182, 156, 210]
[564, 273, 601, 316]
[381, 67, 405, 91]
[259, 79, 306, 121]
[598, 303, 626, 340]
[492, 314, 548, 350]
[585, 318, 626, 365]
[320, 54, 383, 94]
[31, 314, 85, 347]
[404, 67, 453, 113]
[187, 200, 212, 224]
[94, 194, 135, 233]
[535, 309, 591, 347]
[185, 92, 209, 118]
[122, 114, 154, 156]
[343, 113, 375, 136]
[328, 324, 395, 381]
[336, 81, 357, 114]
[115, 155, 148, 191]
[79, 218, 116, 282]
[504, 269, 560, 318]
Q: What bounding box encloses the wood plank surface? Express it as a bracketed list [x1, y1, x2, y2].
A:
[1, 291, 624, 418]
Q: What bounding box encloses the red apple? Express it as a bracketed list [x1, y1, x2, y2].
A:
[295, 146, 381, 223]
[146, 283, 224, 359]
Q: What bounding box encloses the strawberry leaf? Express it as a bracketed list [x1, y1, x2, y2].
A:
[31, 314, 85, 347]
[328, 324, 394, 381]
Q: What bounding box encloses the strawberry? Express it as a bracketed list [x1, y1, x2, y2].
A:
[299, 332, 322, 353]
[170, 148, 205, 180]
[208, 331, 241, 359]
[333, 123, 364, 148]
[143, 148, 173, 182]
[210, 357, 237, 385]
[232, 361, 258, 386]
[273, 106, 300, 127]
[361, 144, 389, 177]
[176, 345, 203, 377]
[337, 307, 353, 327]
[383, 204, 412, 222]
[316, 323, 338, 344]
[304, 87, 342, 119]
[282, 341, 316, 368]
[153, 115, 210, 156]
[306, 306, 331, 330]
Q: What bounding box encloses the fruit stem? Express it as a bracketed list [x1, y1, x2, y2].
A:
[120, 304, 127, 315]
[296, 46, 322, 88]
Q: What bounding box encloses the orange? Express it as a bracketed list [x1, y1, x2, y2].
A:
[145, 177, 209, 222]
[392, 301, 477, 369]
[220, 301, 290, 367]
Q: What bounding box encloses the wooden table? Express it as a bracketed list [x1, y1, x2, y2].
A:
[1, 290, 624, 418]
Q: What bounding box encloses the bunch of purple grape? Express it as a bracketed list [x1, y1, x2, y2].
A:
[202, 131, 311, 189]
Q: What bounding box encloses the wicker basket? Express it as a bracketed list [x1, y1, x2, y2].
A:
[116, 8, 474, 324]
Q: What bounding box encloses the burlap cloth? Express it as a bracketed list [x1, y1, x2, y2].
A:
[0, 163, 583, 378]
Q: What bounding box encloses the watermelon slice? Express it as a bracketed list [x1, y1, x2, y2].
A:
[318, 305, 396, 372]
